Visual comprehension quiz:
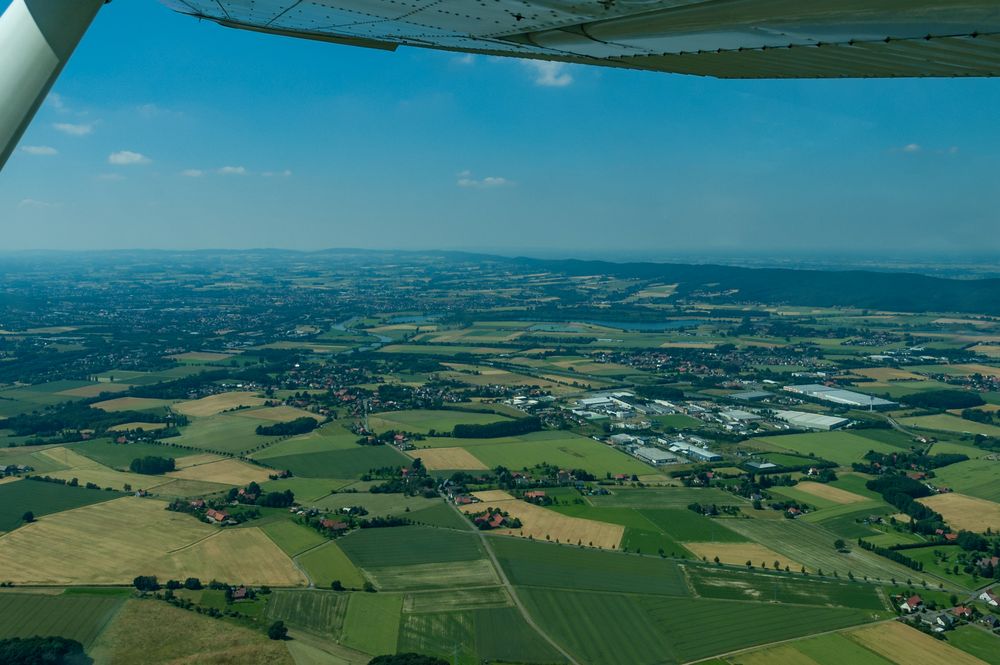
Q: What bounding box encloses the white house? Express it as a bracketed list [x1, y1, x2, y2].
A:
[979, 589, 1000, 607]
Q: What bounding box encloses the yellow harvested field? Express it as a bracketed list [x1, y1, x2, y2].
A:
[0, 497, 305, 586]
[92, 397, 175, 412]
[852, 367, 924, 381]
[471, 490, 518, 503]
[108, 421, 168, 432]
[168, 458, 273, 485]
[793, 481, 868, 505]
[406, 447, 487, 471]
[173, 391, 266, 417]
[683, 542, 802, 569]
[172, 452, 226, 469]
[462, 492, 623, 549]
[39, 448, 172, 492]
[57, 383, 132, 398]
[167, 351, 235, 362]
[918, 493, 1000, 532]
[969, 344, 1000, 358]
[233, 406, 323, 422]
[950, 363, 1000, 378]
[848, 621, 989, 665]
[0, 476, 22, 486]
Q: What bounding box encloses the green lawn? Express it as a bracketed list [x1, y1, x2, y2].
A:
[298, 540, 367, 589]
[312, 492, 440, 516]
[901, 545, 981, 591]
[932, 458, 1000, 502]
[947, 626, 1000, 665]
[0, 479, 121, 531]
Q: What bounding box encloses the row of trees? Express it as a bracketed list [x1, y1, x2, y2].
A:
[452, 416, 541, 439]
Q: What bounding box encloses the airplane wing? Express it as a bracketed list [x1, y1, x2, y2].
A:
[162, 0, 1000, 78]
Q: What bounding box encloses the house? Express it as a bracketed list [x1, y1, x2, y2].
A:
[320, 519, 348, 531]
[900, 595, 923, 613]
[189, 499, 205, 509]
[936, 614, 957, 629]
[524, 491, 546, 500]
[205, 509, 229, 523]
[488, 513, 504, 528]
[231, 586, 248, 601]
[944, 533, 958, 542]
[952, 606, 973, 619]
[982, 615, 999, 628]
[979, 589, 1000, 607]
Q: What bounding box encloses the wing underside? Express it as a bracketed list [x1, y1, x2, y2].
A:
[161, 0, 1000, 78]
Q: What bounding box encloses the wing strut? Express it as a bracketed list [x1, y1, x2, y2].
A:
[0, 0, 105, 170]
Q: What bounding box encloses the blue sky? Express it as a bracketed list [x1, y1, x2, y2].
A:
[2, 0, 999, 256]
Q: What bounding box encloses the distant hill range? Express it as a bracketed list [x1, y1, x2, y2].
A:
[505, 256, 1000, 316]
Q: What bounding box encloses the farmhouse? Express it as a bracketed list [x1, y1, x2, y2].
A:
[900, 595, 923, 612]
[320, 519, 348, 531]
[979, 588, 1000, 607]
[953, 606, 973, 619]
[205, 509, 230, 523]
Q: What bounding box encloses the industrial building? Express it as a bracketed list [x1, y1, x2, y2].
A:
[634, 446, 677, 465]
[783, 384, 897, 410]
[667, 441, 723, 463]
[773, 410, 850, 431]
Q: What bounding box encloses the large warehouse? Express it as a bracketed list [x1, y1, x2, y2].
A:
[783, 384, 897, 410]
[773, 410, 850, 431]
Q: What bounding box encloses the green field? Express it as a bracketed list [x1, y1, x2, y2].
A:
[932, 458, 1000, 502]
[259, 477, 350, 502]
[172, 413, 281, 455]
[369, 409, 510, 435]
[402, 587, 510, 613]
[252, 423, 367, 460]
[900, 414, 1000, 437]
[313, 492, 440, 516]
[683, 566, 886, 609]
[492, 537, 688, 596]
[590, 486, 744, 509]
[641, 509, 751, 542]
[407, 502, 474, 531]
[721, 518, 923, 582]
[340, 592, 403, 655]
[548, 505, 693, 557]
[750, 431, 902, 466]
[947, 626, 1000, 665]
[901, 545, 981, 590]
[69, 439, 198, 469]
[298, 540, 367, 589]
[338, 526, 484, 568]
[258, 445, 410, 478]
[0, 592, 124, 647]
[261, 519, 328, 556]
[519, 588, 878, 665]
[455, 432, 655, 477]
[0, 479, 120, 531]
[265, 589, 348, 637]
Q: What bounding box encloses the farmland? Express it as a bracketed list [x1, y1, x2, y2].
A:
[749, 432, 899, 465]
[338, 526, 484, 568]
[265, 589, 349, 637]
[683, 566, 886, 608]
[932, 459, 1000, 502]
[340, 592, 403, 655]
[0, 592, 124, 646]
[0, 497, 305, 585]
[255, 445, 410, 478]
[172, 391, 267, 417]
[407, 446, 488, 470]
[848, 621, 990, 665]
[0, 478, 119, 531]
[261, 519, 328, 556]
[369, 408, 511, 434]
[918, 492, 1000, 532]
[900, 414, 1000, 436]
[298, 540, 367, 589]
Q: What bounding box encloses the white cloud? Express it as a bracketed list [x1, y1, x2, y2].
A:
[18, 198, 59, 209]
[181, 169, 205, 177]
[262, 169, 293, 177]
[454, 54, 476, 65]
[108, 150, 151, 165]
[457, 171, 511, 188]
[218, 166, 247, 175]
[21, 145, 58, 156]
[47, 93, 67, 111]
[54, 122, 93, 136]
[523, 61, 573, 87]
[901, 143, 921, 153]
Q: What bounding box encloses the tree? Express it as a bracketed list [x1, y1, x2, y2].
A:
[132, 575, 160, 592]
[21, 511, 33, 523]
[834, 539, 846, 552]
[363, 581, 377, 593]
[0, 636, 87, 664]
[330, 580, 345, 591]
[183, 577, 202, 590]
[267, 621, 288, 641]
